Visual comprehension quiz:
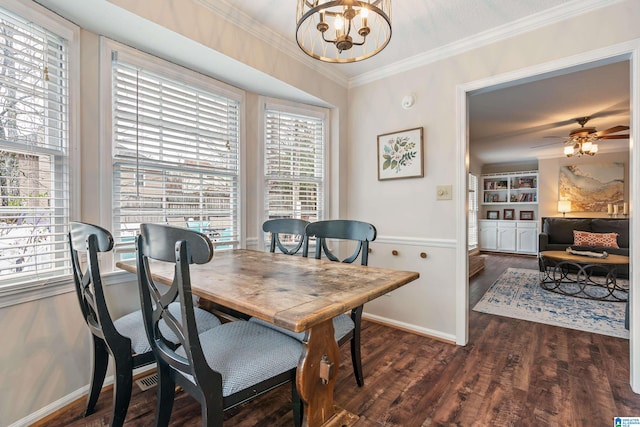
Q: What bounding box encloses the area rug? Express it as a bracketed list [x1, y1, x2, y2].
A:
[473, 268, 629, 339]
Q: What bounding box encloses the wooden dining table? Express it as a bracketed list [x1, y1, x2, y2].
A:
[117, 249, 419, 427]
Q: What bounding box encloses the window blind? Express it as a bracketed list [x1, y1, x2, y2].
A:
[0, 7, 70, 286]
[264, 108, 324, 223]
[468, 173, 478, 250]
[112, 59, 240, 256]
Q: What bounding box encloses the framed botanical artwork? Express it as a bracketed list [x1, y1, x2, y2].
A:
[520, 210, 534, 220]
[503, 209, 515, 220]
[377, 127, 424, 180]
[487, 210, 499, 220]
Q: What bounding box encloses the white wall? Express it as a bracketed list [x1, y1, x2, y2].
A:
[347, 0, 640, 340]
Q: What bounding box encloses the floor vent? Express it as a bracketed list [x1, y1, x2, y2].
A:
[135, 373, 158, 391]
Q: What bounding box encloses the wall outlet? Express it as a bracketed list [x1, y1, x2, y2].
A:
[436, 185, 452, 200]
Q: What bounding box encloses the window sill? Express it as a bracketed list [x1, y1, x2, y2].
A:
[0, 270, 135, 309]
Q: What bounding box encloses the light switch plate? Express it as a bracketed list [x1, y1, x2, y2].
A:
[436, 185, 452, 200]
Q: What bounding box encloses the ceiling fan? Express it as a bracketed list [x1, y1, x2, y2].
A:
[561, 116, 629, 157]
[565, 116, 629, 141]
[533, 116, 630, 156]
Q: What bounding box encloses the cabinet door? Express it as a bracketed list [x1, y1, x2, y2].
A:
[497, 224, 516, 251]
[516, 226, 538, 254]
[479, 222, 497, 250]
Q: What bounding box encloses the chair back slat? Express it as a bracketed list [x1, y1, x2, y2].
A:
[263, 218, 310, 255]
[305, 220, 376, 265]
[136, 224, 216, 384]
[69, 222, 119, 340]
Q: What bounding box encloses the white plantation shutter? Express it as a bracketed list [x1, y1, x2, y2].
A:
[0, 6, 71, 286]
[112, 57, 241, 257]
[264, 106, 325, 223]
[468, 173, 478, 250]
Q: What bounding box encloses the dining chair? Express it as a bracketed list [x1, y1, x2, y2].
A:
[262, 218, 310, 255]
[135, 223, 303, 427]
[69, 222, 221, 427]
[305, 219, 377, 387]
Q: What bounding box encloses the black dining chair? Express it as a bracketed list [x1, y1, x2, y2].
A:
[262, 218, 310, 255]
[305, 219, 377, 387]
[69, 221, 221, 427]
[135, 223, 303, 427]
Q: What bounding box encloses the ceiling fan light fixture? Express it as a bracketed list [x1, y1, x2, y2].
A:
[296, 0, 392, 63]
[560, 116, 628, 157]
[564, 145, 575, 156]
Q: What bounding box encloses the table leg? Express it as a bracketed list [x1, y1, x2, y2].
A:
[296, 319, 340, 427]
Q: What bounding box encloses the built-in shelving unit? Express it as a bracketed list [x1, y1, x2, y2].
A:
[478, 171, 539, 254]
[481, 171, 538, 205]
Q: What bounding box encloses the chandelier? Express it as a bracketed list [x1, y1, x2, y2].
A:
[296, 0, 392, 63]
[564, 134, 599, 157]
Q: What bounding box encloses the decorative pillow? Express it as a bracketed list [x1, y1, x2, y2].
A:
[573, 230, 619, 248]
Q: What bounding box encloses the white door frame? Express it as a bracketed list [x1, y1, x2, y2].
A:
[455, 39, 640, 391]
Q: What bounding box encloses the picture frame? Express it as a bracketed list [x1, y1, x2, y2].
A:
[487, 210, 499, 220]
[503, 209, 515, 220]
[520, 210, 534, 220]
[377, 127, 424, 180]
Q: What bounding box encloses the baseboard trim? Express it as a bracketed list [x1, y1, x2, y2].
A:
[363, 313, 456, 344]
[11, 365, 156, 427]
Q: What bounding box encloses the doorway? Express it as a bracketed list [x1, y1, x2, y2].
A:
[456, 47, 640, 390]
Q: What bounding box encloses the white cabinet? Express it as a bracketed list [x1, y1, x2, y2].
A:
[515, 222, 538, 254]
[479, 220, 537, 254]
[497, 222, 516, 252]
[479, 220, 498, 250]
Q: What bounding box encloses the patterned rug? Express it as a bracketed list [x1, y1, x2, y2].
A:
[473, 268, 629, 339]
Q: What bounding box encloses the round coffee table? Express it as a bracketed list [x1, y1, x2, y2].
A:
[538, 250, 629, 302]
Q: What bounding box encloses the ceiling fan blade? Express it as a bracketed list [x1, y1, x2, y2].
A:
[599, 134, 630, 139]
[596, 125, 630, 136]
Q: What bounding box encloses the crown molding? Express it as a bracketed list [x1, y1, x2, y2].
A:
[195, 0, 350, 88]
[349, 0, 625, 88]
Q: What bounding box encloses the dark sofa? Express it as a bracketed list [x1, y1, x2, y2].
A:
[538, 217, 629, 278]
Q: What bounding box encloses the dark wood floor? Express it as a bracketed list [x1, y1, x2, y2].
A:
[39, 253, 640, 426]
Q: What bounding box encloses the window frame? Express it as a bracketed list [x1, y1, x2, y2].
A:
[0, 0, 80, 307]
[99, 38, 246, 269]
[258, 97, 328, 249]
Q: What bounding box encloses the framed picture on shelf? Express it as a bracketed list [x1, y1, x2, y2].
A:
[377, 127, 424, 180]
[487, 210, 499, 220]
[520, 210, 534, 220]
[503, 209, 515, 220]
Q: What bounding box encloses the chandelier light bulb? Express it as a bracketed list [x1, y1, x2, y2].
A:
[581, 141, 593, 152]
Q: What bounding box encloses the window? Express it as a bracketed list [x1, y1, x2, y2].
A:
[468, 173, 478, 250]
[0, 4, 75, 288]
[263, 102, 326, 231]
[109, 44, 242, 258]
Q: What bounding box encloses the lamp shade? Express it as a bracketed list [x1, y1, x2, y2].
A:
[558, 200, 571, 215]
